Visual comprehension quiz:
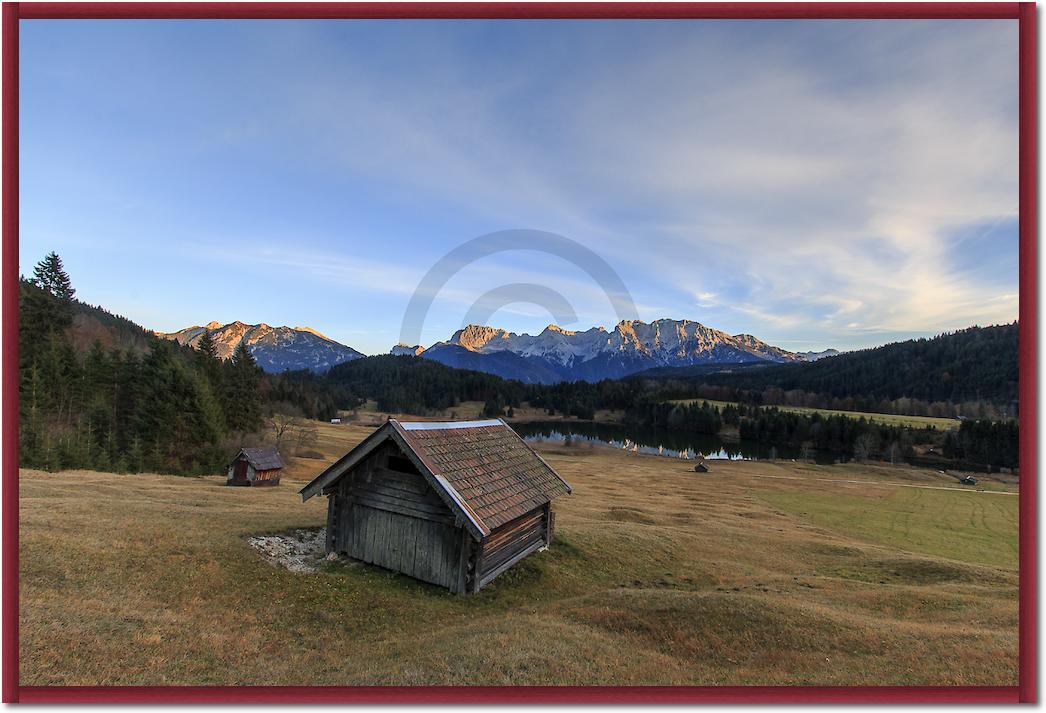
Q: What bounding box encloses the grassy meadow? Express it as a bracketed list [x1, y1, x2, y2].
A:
[20, 421, 1017, 686]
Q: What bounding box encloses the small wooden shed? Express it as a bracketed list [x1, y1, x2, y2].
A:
[227, 447, 284, 487]
[300, 419, 571, 593]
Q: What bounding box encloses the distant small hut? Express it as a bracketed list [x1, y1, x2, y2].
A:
[330, 418, 342, 424]
[300, 419, 572, 594]
[227, 447, 284, 487]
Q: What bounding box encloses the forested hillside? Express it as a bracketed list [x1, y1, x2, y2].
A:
[645, 325, 1018, 419]
[18, 254, 332, 473]
[323, 354, 526, 413]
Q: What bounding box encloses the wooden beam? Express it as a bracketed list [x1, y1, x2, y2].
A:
[476, 538, 546, 591]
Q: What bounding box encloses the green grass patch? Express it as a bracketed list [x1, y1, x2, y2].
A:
[759, 488, 1018, 569]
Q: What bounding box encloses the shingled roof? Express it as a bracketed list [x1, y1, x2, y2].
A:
[299, 419, 571, 538]
[232, 446, 284, 471]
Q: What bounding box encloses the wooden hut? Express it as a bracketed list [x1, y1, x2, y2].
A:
[299, 419, 571, 594]
[227, 447, 284, 487]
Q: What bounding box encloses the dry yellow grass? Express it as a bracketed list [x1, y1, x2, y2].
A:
[19, 421, 1017, 686]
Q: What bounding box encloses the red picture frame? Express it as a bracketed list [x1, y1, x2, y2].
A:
[1, 2, 1036, 704]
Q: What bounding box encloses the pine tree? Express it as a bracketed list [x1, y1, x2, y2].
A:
[31, 251, 76, 302]
[19, 278, 72, 370]
[196, 330, 218, 362]
[232, 340, 257, 370]
[194, 330, 224, 404]
[225, 342, 263, 434]
[127, 435, 144, 473]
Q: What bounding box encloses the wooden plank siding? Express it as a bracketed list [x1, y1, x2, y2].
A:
[341, 505, 464, 591]
[330, 444, 467, 592]
[471, 504, 551, 592]
[252, 467, 281, 485]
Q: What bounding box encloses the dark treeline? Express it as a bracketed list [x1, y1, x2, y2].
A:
[943, 419, 1020, 471]
[322, 355, 525, 414]
[622, 399, 922, 464]
[619, 398, 1016, 471]
[266, 369, 356, 421]
[622, 399, 723, 435]
[734, 405, 926, 464]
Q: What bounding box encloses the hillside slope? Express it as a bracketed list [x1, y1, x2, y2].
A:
[681, 324, 1018, 407]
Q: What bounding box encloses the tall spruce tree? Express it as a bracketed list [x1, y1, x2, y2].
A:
[225, 341, 263, 434]
[195, 331, 221, 382]
[31, 251, 76, 302]
[19, 257, 80, 469]
[196, 330, 218, 361]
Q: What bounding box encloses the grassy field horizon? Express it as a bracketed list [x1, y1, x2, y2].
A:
[20, 420, 1017, 686]
[670, 398, 962, 431]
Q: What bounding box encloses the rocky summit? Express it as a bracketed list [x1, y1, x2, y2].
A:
[158, 321, 364, 373]
[399, 318, 808, 383]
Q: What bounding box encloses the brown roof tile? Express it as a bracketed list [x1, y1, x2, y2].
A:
[392, 419, 571, 533]
[233, 447, 284, 471]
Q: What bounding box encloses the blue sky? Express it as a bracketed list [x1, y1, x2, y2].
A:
[20, 19, 1018, 355]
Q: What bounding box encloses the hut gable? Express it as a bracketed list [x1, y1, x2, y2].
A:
[299, 419, 571, 593]
[237, 447, 284, 471]
[227, 446, 283, 486]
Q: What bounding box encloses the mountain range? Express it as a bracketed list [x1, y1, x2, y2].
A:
[395, 319, 813, 384]
[796, 348, 841, 361]
[160, 317, 837, 381]
[158, 321, 364, 373]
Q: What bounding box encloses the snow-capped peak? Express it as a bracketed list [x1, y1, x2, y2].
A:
[428, 317, 800, 370]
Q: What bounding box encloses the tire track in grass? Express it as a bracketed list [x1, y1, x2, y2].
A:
[986, 498, 1019, 556]
[990, 497, 1018, 527]
[739, 472, 1017, 496]
[977, 497, 993, 536]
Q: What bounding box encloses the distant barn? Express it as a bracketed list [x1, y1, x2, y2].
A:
[227, 447, 284, 487]
[300, 419, 571, 593]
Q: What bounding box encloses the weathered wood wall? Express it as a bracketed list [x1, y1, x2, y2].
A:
[327, 444, 469, 592]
